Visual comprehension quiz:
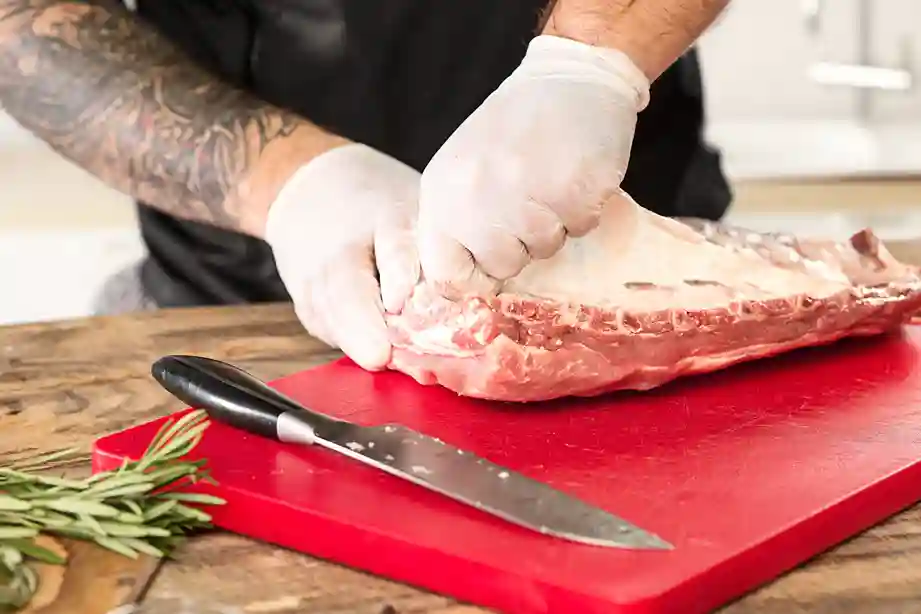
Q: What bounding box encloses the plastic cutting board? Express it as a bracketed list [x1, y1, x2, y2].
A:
[92, 327, 921, 614]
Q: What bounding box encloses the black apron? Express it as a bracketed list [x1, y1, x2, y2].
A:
[133, 0, 733, 308]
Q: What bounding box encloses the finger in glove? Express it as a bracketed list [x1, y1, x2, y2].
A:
[294, 293, 338, 351]
[417, 226, 502, 300]
[314, 248, 393, 371]
[446, 221, 531, 282]
[374, 215, 422, 314]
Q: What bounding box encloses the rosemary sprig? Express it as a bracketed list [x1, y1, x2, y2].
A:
[0, 410, 225, 612]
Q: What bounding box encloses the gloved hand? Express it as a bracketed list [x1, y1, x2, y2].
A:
[417, 35, 651, 297]
[264, 143, 421, 371]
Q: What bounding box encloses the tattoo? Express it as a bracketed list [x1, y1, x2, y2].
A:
[0, 0, 307, 231]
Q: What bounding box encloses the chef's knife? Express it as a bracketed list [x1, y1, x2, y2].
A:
[150, 354, 672, 551]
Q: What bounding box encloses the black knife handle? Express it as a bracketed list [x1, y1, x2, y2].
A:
[151, 354, 340, 441]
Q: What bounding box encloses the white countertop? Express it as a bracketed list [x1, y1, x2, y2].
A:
[706, 119, 921, 181]
[724, 211, 921, 241]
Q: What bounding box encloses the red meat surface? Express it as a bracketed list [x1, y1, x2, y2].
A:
[386, 192, 921, 402]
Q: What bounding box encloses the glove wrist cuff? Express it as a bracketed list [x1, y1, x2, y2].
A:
[264, 142, 377, 247]
[519, 34, 651, 112]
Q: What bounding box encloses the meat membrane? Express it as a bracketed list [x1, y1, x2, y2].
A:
[385, 191, 921, 402]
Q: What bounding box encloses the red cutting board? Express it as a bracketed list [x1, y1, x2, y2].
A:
[92, 328, 921, 614]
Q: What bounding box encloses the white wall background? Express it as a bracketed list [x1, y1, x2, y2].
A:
[697, 0, 921, 179]
[699, 1, 861, 121]
[697, 0, 920, 122]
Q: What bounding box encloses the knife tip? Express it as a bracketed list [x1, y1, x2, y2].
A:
[643, 535, 675, 551]
[545, 527, 674, 551]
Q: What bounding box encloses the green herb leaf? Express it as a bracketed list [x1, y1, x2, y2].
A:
[123, 500, 143, 517]
[93, 537, 139, 559]
[1, 539, 65, 565]
[0, 496, 30, 512]
[0, 528, 38, 540]
[142, 500, 178, 522]
[0, 409, 223, 609]
[157, 492, 226, 506]
[120, 537, 164, 558]
[39, 499, 122, 518]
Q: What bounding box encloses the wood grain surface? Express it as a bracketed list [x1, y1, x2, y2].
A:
[3, 302, 921, 614]
[15, 536, 160, 614]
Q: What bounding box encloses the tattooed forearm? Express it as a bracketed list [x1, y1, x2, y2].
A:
[0, 0, 344, 236]
[543, 0, 730, 80]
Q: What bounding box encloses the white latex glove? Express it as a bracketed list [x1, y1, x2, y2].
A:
[417, 34, 651, 297]
[264, 143, 421, 371]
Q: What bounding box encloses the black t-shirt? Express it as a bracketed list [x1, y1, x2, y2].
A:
[133, 0, 733, 308]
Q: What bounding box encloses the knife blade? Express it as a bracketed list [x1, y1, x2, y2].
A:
[150, 354, 672, 551]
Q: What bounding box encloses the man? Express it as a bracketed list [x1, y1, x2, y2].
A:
[0, 0, 732, 369]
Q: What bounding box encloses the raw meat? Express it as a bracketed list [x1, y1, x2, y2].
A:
[385, 190, 921, 402]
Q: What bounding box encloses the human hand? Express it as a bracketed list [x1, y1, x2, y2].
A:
[264, 143, 420, 370]
[417, 35, 651, 298]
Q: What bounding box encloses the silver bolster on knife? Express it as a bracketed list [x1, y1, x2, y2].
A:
[277, 412, 317, 446]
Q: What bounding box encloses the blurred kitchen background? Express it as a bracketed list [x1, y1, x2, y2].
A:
[3, 0, 921, 326]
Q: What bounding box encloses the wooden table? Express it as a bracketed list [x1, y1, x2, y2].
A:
[3, 301, 921, 614]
